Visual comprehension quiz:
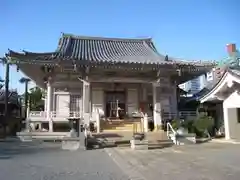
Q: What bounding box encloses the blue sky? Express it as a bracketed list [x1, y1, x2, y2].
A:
[0, 0, 239, 94]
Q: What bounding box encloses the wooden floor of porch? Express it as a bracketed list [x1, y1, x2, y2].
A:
[100, 117, 145, 132]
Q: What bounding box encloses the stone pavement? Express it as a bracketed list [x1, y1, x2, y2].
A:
[0, 140, 129, 180]
[105, 143, 240, 180]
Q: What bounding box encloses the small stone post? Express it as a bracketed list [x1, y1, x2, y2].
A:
[143, 113, 148, 133]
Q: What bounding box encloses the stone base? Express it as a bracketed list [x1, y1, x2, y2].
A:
[176, 134, 196, 145]
[19, 135, 33, 142]
[17, 130, 33, 142]
[130, 139, 148, 150]
[62, 140, 81, 150]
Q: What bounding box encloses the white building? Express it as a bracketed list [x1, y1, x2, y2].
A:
[200, 68, 240, 140]
[179, 75, 207, 94]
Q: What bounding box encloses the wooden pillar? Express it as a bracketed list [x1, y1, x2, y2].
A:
[152, 83, 162, 131]
[172, 81, 179, 119]
[82, 80, 90, 125]
[46, 80, 53, 132]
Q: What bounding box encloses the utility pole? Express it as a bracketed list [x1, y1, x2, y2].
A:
[4, 62, 10, 137]
[24, 80, 29, 118]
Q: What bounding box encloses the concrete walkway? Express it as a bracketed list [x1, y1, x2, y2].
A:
[106, 143, 240, 180]
[0, 140, 128, 180]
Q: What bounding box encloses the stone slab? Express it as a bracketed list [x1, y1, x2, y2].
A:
[61, 140, 81, 150]
[130, 139, 148, 150]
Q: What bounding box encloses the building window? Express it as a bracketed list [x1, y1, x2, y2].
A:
[70, 95, 81, 112]
[237, 108, 240, 123]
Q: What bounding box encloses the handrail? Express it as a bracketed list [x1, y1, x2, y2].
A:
[166, 122, 176, 137]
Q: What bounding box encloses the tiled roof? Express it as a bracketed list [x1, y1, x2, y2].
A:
[56, 34, 164, 64]
[0, 90, 20, 105]
[6, 33, 216, 67]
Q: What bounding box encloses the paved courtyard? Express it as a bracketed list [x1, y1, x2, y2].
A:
[0, 140, 129, 180]
[106, 142, 240, 180]
[1, 140, 240, 180]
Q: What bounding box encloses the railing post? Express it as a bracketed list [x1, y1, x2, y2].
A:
[167, 122, 169, 137]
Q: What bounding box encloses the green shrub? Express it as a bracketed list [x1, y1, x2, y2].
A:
[182, 120, 195, 133]
[171, 119, 180, 130]
[193, 114, 214, 137]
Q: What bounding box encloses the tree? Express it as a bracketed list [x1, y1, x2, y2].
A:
[28, 87, 44, 111]
[0, 57, 10, 137]
[19, 77, 31, 117]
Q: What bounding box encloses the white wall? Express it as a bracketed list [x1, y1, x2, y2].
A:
[225, 108, 240, 139]
[223, 91, 240, 139]
[54, 93, 70, 116]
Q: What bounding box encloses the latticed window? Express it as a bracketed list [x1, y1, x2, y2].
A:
[69, 95, 81, 112]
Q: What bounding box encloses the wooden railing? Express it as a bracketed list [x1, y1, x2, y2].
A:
[162, 111, 197, 119]
[51, 111, 82, 118]
[28, 111, 83, 121]
[28, 110, 197, 123]
[29, 111, 47, 118]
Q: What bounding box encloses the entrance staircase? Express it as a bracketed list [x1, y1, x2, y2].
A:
[91, 130, 173, 149]
[100, 118, 143, 132]
[94, 118, 174, 149]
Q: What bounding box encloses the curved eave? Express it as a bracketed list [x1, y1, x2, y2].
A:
[5, 52, 216, 68]
[199, 69, 240, 103]
[6, 49, 60, 64]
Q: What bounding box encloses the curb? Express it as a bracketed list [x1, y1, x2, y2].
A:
[211, 139, 240, 144]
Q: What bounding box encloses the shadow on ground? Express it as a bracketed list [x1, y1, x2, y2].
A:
[0, 140, 61, 159]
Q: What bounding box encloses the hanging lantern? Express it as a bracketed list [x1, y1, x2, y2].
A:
[16, 66, 19, 72]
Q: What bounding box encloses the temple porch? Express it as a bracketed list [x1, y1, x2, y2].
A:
[29, 79, 178, 133]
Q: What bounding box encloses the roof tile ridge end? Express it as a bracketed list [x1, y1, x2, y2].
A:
[57, 33, 72, 53]
[142, 41, 160, 56]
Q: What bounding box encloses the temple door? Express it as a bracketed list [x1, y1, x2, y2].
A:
[55, 94, 70, 117]
[92, 88, 104, 117]
[127, 89, 138, 116]
[161, 96, 171, 119]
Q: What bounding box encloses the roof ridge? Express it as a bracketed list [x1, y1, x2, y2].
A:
[61, 33, 152, 42]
